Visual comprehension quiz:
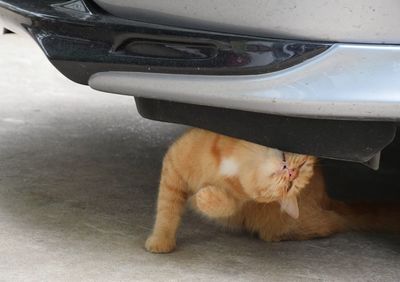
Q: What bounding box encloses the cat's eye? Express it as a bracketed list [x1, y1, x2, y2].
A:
[297, 160, 307, 170]
[282, 152, 286, 162]
[282, 152, 288, 170]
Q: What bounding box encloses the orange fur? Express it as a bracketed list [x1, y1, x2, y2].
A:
[145, 128, 399, 253]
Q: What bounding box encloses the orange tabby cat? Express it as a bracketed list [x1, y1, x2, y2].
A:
[145, 128, 399, 253]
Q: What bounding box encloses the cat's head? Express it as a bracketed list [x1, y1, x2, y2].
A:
[237, 145, 316, 218]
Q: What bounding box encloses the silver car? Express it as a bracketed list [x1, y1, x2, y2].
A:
[1, 0, 400, 190]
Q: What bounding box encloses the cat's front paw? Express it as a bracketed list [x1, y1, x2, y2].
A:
[145, 235, 176, 253]
[195, 186, 236, 218]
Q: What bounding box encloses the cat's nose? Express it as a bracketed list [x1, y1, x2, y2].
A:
[288, 169, 298, 181]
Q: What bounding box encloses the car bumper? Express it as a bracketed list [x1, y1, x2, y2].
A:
[0, 0, 398, 163]
[1, 0, 400, 121]
[90, 44, 400, 121]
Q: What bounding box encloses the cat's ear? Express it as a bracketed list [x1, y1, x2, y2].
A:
[279, 196, 299, 219]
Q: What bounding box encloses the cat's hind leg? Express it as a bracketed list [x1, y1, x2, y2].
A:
[193, 185, 240, 218]
[272, 210, 347, 241]
[145, 157, 188, 253]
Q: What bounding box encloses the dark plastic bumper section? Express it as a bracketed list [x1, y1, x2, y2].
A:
[0, 0, 329, 85]
[323, 135, 400, 202]
[135, 98, 396, 163]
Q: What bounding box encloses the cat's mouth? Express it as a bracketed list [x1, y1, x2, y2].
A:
[286, 181, 293, 192]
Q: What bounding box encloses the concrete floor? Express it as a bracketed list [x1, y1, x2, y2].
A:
[1, 34, 400, 282]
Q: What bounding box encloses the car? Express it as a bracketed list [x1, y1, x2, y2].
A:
[1, 0, 400, 200]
